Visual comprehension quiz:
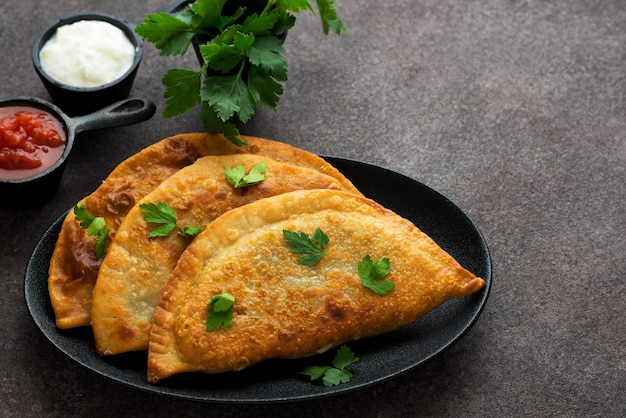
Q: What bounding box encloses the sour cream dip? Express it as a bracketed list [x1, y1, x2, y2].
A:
[39, 20, 135, 88]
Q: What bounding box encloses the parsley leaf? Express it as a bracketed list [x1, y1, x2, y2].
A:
[247, 65, 283, 108]
[283, 227, 329, 266]
[73, 205, 108, 259]
[358, 255, 394, 295]
[200, 32, 254, 73]
[135, 0, 345, 146]
[162, 68, 202, 118]
[140, 202, 205, 240]
[189, 0, 234, 30]
[200, 102, 247, 146]
[298, 345, 359, 386]
[240, 10, 280, 35]
[140, 201, 177, 237]
[206, 293, 235, 331]
[183, 225, 206, 237]
[279, 0, 314, 14]
[247, 36, 287, 80]
[201, 72, 256, 123]
[134, 12, 195, 55]
[315, 0, 347, 35]
[224, 161, 267, 188]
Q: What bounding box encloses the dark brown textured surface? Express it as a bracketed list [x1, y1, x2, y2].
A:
[1, 0, 624, 416]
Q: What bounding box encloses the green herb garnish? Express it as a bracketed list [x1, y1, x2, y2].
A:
[224, 161, 267, 188]
[298, 345, 359, 386]
[206, 293, 235, 331]
[73, 204, 108, 259]
[135, 0, 346, 146]
[358, 255, 393, 295]
[140, 202, 205, 239]
[283, 227, 329, 266]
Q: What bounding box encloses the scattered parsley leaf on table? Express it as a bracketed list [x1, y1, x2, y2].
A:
[299, 345, 359, 386]
[358, 255, 394, 295]
[283, 227, 329, 266]
[206, 293, 235, 331]
[140, 202, 205, 240]
[73, 205, 108, 259]
[224, 161, 267, 188]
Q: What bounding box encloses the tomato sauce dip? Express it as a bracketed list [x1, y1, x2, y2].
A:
[0, 106, 67, 180]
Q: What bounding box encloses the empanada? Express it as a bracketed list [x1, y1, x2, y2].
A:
[91, 154, 354, 355]
[48, 133, 360, 329]
[147, 189, 485, 382]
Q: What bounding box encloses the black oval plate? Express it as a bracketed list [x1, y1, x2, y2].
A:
[24, 157, 492, 403]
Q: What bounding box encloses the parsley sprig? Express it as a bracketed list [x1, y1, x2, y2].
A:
[73, 205, 108, 259]
[283, 227, 329, 266]
[206, 293, 235, 331]
[298, 345, 359, 386]
[358, 255, 394, 295]
[135, 0, 346, 146]
[140, 202, 205, 239]
[224, 161, 267, 188]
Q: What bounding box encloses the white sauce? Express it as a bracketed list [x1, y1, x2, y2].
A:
[39, 20, 135, 88]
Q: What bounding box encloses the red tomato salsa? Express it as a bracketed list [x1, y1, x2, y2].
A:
[0, 106, 66, 179]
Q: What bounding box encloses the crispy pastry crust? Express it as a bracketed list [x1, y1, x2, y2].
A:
[91, 154, 352, 355]
[147, 189, 485, 382]
[48, 133, 360, 329]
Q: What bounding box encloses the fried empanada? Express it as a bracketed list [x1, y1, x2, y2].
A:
[48, 133, 360, 329]
[91, 154, 354, 355]
[147, 189, 485, 382]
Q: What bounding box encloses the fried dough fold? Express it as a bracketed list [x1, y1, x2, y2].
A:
[91, 154, 354, 355]
[147, 189, 485, 382]
[48, 133, 360, 329]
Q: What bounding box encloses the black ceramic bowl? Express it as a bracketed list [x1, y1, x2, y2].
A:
[32, 13, 143, 116]
[0, 96, 155, 209]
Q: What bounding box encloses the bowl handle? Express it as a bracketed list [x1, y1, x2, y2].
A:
[70, 98, 156, 135]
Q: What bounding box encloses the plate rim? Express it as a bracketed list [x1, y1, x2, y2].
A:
[24, 156, 492, 403]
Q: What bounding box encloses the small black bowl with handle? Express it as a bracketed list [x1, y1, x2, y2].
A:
[0, 96, 156, 209]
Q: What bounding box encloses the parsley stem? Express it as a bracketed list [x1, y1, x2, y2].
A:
[237, 59, 245, 79]
[261, 0, 277, 17]
[229, 60, 246, 99]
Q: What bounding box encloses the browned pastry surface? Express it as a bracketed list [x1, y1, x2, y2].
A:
[91, 154, 354, 355]
[147, 189, 484, 382]
[48, 133, 361, 329]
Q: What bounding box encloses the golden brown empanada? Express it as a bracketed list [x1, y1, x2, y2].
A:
[91, 154, 354, 355]
[147, 189, 485, 382]
[48, 133, 361, 329]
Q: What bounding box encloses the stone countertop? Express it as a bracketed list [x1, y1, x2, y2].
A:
[1, 0, 624, 416]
